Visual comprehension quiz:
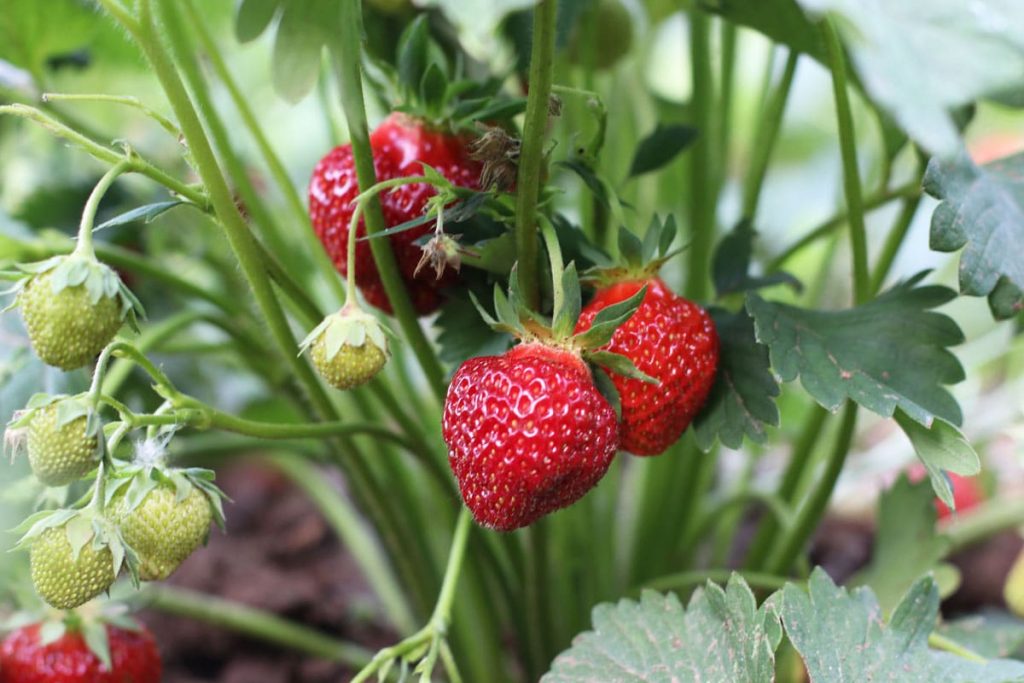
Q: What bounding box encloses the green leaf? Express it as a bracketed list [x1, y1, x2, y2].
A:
[470, 233, 517, 275]
[850, 475, 952, 615]
[435, 292, 510, 365]
[989, 277, 1024, 321]
[572, 285, 647, 349]
[627, 124, 699, 178]
[781, 569, 1024, 682]
[924, 152, 1024, 298]
[591, 368, 622, 420]
[746, 274, 965, 427]
[556, 159, 609, 208]
[81, 619, 112, 671]
[796, 0, 1024, 156]
[938, 612, 1024, 659]
[553, 263, 582, 340]
[894, 411, 980, 511]
[271, 0, 336, 103]
[93, 201, 186, 233]
[588, 351, 658, 385]
[700, 0, 823, 61]
[692, 308, 780, 451]
[543, 575, 781, 682]
[235, 0, 281, 42]
[397, 15, 430, 95]
[712, 220, 801, 297]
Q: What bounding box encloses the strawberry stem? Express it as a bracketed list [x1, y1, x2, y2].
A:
[513, 0, 558, 309]
[343, 174, 443, 306]
[75, 159, 131, 257]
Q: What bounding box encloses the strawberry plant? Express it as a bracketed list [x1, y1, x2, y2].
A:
[0, 0, 1023, 681]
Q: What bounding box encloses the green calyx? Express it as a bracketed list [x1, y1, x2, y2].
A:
[471, 217, 657, 386]
[6, 394, 104, 488]
[5, 253, 145, 370]
[584, 215, 684, 287]
[370, 15, 526, 131]
[300, 306, 392, 390]
[15, 508, 137, 610]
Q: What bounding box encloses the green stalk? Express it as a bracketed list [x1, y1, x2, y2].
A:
[513, 0, 558, 309]
[741, 51, 799, 221]
[41, 92, 180, 138]
[684, 9, 714, 300]
[146, 585, 373, 667]
[745, 404, 829, 570]
[0, 104, 208, 208]
[75, 160, 132, 256]
[332, 2, 446, 399]
[716, 21, 737, 196]
[182, 0, 347, 303]
[822, 19, 869, 305]
[869, 193, 923, 295]
[764, 402, 858, 575]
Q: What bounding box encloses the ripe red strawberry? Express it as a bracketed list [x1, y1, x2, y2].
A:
[308, 113, 481, 315]
[576, 278, 718, 455]
[443, 343, 619, 531]
[0, 622, 161, 683]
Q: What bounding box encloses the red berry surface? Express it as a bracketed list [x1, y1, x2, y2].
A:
[442, 343, 619, 531]
[0, 623, 161, 683]
[576, 278, 718, 455]
[308, 113, 481, 315]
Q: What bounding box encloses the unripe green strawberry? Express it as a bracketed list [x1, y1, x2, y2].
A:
[26, 403, 100, 487]
[110, 484, 213, 581]
[301, 306, 389, 390]
[17, 271, 122, 371]
[30, 526, 116, 610]
[9, 254, 143, 371]
[310, 333, 387, 389]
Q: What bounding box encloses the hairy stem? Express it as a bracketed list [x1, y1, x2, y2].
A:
[76, 160, 134, 256]
[822, 19, 869, 305]
[684, 9, 714, 300]
[513, 0, 558, 309]
[333, 1, 446, 398]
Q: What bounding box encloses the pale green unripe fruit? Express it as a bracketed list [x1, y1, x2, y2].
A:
[311, 335, 388, 390]
[26, 404, 99, 487]
[30, 527, 115, 610]
[18, 271, 121, 370]
[110, 485, 213, 582]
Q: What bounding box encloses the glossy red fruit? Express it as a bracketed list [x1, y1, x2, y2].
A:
[308, 113, 481, 315]
[442, 343, 619, 531]
[575, 278, 718, 456]
[0, 623, 161, 683]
